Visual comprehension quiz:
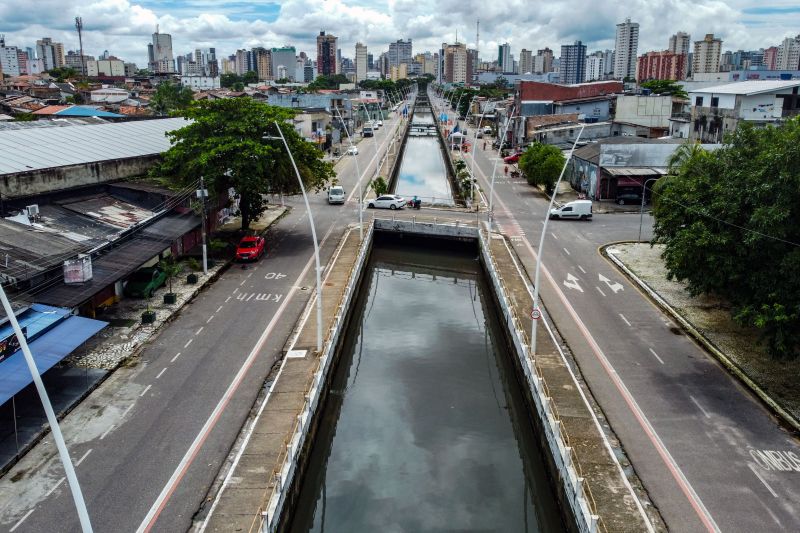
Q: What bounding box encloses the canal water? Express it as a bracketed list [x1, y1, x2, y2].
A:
[288, 236, 564, 532]
[394, 111, 454, 205]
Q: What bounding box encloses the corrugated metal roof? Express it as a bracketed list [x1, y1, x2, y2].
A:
[689, 80, 800, 96]
[0, 118, 188, 175]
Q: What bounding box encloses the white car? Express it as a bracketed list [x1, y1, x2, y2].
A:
[346, 146, 358, 155]
[376, 120, 383, 127]
[549, 200, 593, 220]
[328, 185, 345, 204]
[367, 194, 406, 210]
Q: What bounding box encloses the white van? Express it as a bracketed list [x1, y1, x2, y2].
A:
[549, 200, 592, 220]
[328, 186, 345, 204]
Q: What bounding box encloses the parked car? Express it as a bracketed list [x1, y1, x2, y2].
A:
[615, 190, 642, 205]
[492, 139, 511, 150]
[124, 267, 167, 298]
[483, 126, 493, 135]
[549, 200, 593, 221]
[503, 152, 523, 164]
[346, 146, 358, 155]
[367, 194, 406, 210]
[475, 131, 484, 139]
[376, 120, 383, 127]
[328, 185, 346, 204]
[235, 236, 266, 261]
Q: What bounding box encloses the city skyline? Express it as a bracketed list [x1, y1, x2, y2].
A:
[0, 0, 798, 69]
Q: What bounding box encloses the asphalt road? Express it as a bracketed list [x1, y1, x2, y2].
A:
[458, 115, 800, 532]
[0, 107, 406, 533]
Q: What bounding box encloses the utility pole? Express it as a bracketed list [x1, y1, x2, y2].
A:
[197, 177, 208, 274]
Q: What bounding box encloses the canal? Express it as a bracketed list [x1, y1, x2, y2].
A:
[288, 235, 564, 532]
[394, 110, 454, 205]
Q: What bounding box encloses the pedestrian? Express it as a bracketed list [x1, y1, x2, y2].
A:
[504, 165, 509, 176]
[483, 141, 486, 150]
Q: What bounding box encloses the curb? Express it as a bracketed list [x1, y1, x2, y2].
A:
[601, 241, 800, 434]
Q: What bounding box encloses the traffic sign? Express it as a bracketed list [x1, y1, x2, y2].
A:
[531, 308, 541, 320]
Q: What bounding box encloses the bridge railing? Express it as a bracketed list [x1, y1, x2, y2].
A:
[477, 225, 606, 533]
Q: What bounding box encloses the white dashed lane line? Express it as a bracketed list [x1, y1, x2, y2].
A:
[195, 327, 204, 335]
[171, 352, 181, 363]
[596, 286, 606, 297]
[225, 296, 231, 303]
[184, 339, 193, 349]
[206, 315, 214, 324]
[10, 509, 35, 532]
[45, 477, 65, 498]
[619, 313, 632, 327]
[100, 425, 115, 440]
[578, 265, 587, 274]
[156, 368, 167, 379]
[216, 305, 223, 313]
[689, 395, 711, 418]
[74, 449, 92, 467]
[140, 385, 152, 397]
[649, 348, 665, 365]
[563, 247, 570, 255]
[122, 404, 134, 417]
[748, 463, 779, 498]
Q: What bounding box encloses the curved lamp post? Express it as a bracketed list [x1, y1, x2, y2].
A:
[333, 105, 364, 241]
[488, 104, 516, 229]
[468, 97, 498, 211]
[639, 177, 661, 242]
[530, 125, 585, 356]
[264, 121, 323, 352]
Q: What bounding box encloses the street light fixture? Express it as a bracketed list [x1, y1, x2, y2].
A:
[468, 97, 498, 211]
[638, 177, 661, 242]
[530, 125, 585, 357]
[263, 121, 323, 352]
[333, 105, 364, 241]
[488, 104, 516, 229]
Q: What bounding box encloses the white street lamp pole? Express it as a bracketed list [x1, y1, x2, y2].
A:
[0, 284, 93, 533]
[333, 105, 364, 241]
[469, 97, 497, 212]
[362, 102, 381, 179]
[271, 121, 324, 352]
[488, 105, 516, 229]
[639, 177, 660, 242]
[530, 125, 585, 356]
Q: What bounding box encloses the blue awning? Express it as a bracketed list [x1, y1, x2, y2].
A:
[0, 315, 107, 405]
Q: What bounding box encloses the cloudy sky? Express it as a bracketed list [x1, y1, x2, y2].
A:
[1, 0, 798, 67]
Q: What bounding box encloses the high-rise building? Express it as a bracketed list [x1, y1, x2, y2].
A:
[764, 46, 779, 70]
[585, 51, 609, 81]
[692, 34, 722, 74]
[234, 49, 248, 75]
[388, 39, 413, 69]
[355, 42, 367, 83]
[443, 42, 468, 83]
[36, 37, 65, 71]
[519, 49, 533, 74]
[253, 47, 272, 80]
[636, 51, 687, 82]
[668, 31, 691, 78]
[147, 29, 175, 73]
[0, 35, 21, 77]
[367, 53, 374, 70]
[776, 35, 800, 70]
[467, 48, 478, 82]
[316, 31, 337, 76]
[534, 48, 554, 74]
[613, 18, 639, 80]
[221, 57, 235, 75]
[498, 43, 512, 73]
[271, 47, 296, 80]
[560, 41, 586, 84]
[65, 50, 94, 75]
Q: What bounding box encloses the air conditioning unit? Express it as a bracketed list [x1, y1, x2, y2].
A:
[25, 204, 40, 217]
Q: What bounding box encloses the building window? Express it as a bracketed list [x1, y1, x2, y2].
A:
[695, 96, 704, 106]
[710, 97, 719, 108]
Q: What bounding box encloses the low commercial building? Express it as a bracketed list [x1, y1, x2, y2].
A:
[614, 94, 689, 138]
[180, 76, 221, 90]
[687, 79, 800, 142]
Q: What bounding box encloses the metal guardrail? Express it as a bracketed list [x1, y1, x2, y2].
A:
[260, 223, 375, 532]
[477, 225, 604, 533]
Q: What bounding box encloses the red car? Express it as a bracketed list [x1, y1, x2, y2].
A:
[235, 236, 266, 262]
[503, 152, 523, 164]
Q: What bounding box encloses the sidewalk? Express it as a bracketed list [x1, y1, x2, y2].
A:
[0, 206, 288, 474]
[606, 242, 800, 431]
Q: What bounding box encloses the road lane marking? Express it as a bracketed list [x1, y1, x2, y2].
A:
[619, 313, 632, 327]
[195, 327, 204, 335]
[184, 339, 193, 349]
[246, 293, 255, 301]
[225, 296, 231, 303]
[137, 218, 339, 533]
[45, 477, 65, 497]
[689, 395, 711, 418]
[578, 265, 587, 274]
[10, 509, 35, 532]
[563, 247, 570, 255]
[170, 352, 181, 363]
[206, 315, 214, 324]
[748, 463, 779, 497]
[216, 306, 223, 313]
[156, 368, 167, 379]
[649, 348, 665, 365]
[550, 232, 558, 240]
[100, 425, 115, 440]
[246, 273, 253, 278]
[232, 288, 238, 294]
[74, 449, 92, 467]
[140, 385, 152, 397]
[122, 404, 134, 418]
[239, 279, 246, 286]
[595, 286, 606, 297]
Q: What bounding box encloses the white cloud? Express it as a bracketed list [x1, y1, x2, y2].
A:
[0, 0, 797, 68]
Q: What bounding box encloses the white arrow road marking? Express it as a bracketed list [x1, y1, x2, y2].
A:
[563, 273, 583, 292]
[598, 273, 624, 294]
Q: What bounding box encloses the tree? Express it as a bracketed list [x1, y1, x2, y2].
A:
[370, 176, 388, 197]
[150, 82, 194, 116]
[308, 74, 350, 91]
[46, 67, 78, 82]
[652, 119, 800, 358]
[519, 143, 566, 193]
[242, 70, 258, 85]
[152, 99, 335, 229]
[641, 79, 688, 99]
